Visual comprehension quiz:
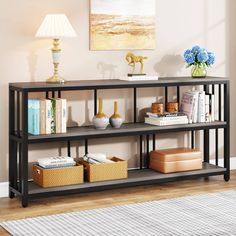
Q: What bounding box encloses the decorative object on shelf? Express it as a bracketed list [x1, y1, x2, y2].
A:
[35, 14, 77, 83]
[80, 157, 127, 182]
[90, 0, 156, 50]
[183, 45, 215, 78]
[167, 96, 179, 113]
[93, 98, 109, 129]
[150, 148, 202, 173]
[151, 97, 164, 115]
[126, 52, 148, 76]
[110, 101, 123, 128]
[151, 102, 164, 115]
[167, 102, 179, 113]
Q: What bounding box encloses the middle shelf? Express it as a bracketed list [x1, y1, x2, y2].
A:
[27, 121, 227, 143]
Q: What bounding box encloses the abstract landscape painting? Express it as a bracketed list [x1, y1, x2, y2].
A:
[90, 0, 156, 50]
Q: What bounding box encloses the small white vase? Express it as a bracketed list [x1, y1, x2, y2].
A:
[109, 101, 123, 128]
[93, 98, 109, 130]
[93, 116, 109, 130]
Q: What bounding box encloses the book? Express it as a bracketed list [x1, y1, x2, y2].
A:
[145, 117, 189, 126]
[40, 100, 46, 134]
[45, 100, 52, 134]
[40, 100, 51, 134]
[50, 98, 56, 133]
[38, 156, 75, 166]
[205, 94, 210, 122]
[119, 75, 158, 81]
[28, 100, 34, 135]
[28, 100, 40, 135]
[56, 99, 62, 133]
[146, 112, 187, 120]
[198, 91, 205, 123]
[191, 91, 199, 123]
[61, 99, 67, 133]
[180, 92, 195, 123]
[39, 162, 76, 169]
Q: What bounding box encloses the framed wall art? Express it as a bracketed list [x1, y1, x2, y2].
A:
[90, 0, 156, 50]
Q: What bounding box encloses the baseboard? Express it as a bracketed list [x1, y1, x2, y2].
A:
[1, 157, 236, 198]
[0, 182, 8, 198]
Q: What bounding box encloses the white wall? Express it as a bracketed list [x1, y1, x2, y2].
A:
[0, 0, 234, 182]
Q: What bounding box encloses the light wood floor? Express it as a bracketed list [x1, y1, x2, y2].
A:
[1, 173, 236, 235]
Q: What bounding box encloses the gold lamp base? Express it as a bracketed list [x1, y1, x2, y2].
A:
[46, 75, 65, 84]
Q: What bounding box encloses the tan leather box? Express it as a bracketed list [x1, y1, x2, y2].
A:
[150, 148, 202, 173]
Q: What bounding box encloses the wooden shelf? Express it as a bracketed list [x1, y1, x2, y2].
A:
[10, 77, 228, 92]
[28, 163, 226, 198]
[27, 121, 227, 143]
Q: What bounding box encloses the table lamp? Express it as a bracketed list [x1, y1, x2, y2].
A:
[35, 14, 77, 83]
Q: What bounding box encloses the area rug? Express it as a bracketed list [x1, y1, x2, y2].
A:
[2, 191, 236, 236]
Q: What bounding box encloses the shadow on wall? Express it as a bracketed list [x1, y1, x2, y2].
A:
[97, 62, 118, 79]
[154, 54, 184, 77]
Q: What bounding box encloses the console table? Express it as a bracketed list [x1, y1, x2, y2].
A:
[9, 77, 230, 207]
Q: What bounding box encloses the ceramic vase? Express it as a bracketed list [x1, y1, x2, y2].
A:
[93, 98, 109, 129]
[110, 101, 123, 128]
[191, 66, 207, 78]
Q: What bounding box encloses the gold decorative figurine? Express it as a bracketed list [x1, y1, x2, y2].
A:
[125, 52, 148, 76]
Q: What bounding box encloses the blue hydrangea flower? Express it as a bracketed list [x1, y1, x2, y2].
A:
[191, 45, 201, 54]
[184, 52, 195, 64]
[207, 52, 215, 65]
[197, 50, 209, 62]
[184, 49, 192, 58]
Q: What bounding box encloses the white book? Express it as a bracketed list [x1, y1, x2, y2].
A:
[38, 156, 74, 165]
[40, 100, 51, 134]
[205, 95, 210, 122]
[191, 91, 199, 123]
[61, 99, 67, 133]
[45, 100, 51, 134]
[146, 112, 188, 120]
[180, 92, 195, 123]
[198, 91, 205, 123]
[119, 75, 158, 81]
[56, 99, 62, 133]
[145, 117, 189, 126]
[40, 100, 46, 135]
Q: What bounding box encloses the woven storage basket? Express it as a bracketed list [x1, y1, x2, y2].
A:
[80, 157, 127, 182]
[33, 164, 84, 188]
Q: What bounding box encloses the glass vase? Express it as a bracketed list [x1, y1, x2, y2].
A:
[191, 66, 207, 78]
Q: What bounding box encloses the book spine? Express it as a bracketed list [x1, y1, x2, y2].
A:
[145, 117, 188, 126]
[34, 100, 40, 135]
[56, 99, 62, 133]
[28, 100, 34, 134]
[40, 100, 46, 134]
[50, 99, 56, 134]
[210, 94, 215, 122]
[45, 100, 51, 134]
[198, 92, 205, 123]
[192, 92, 199, 123]
[205, 95, 210, 122]
[61, 99, 67, 133]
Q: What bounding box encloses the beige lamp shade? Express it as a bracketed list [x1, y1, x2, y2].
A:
[35, 14, 77, 38]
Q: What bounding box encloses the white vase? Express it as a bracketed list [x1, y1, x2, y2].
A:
[109, 101, 123, 128]
[93, 98, 109, 129]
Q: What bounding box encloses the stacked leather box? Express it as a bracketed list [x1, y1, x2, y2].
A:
[150, 148, 202, 173]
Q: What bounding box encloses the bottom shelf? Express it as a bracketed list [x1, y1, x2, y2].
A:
[28, 163, 226, 198]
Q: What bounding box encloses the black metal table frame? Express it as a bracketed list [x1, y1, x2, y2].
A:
[8, 77, 230, 207]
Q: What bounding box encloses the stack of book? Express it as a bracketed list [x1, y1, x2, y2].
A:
[28, 99, 67, 135]
[145, 112, 189, 126]
[38, 156, 75, 169]
[180, 90, 215, 123]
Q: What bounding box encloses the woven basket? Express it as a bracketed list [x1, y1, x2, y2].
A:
[80, 157, 127, 182]
[33, 164, 84, 188]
